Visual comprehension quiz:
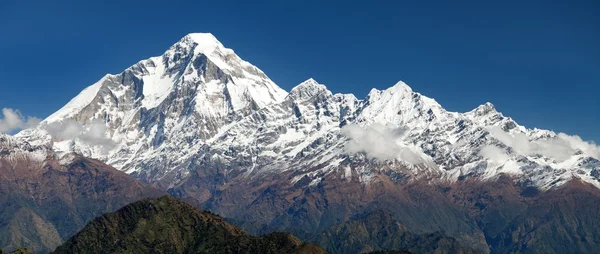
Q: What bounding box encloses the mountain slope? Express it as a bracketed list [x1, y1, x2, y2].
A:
[0, 134, 164, 253]
[444, 175, 600, 254]
[486, 180, 600, 253]
[52, 196, 325, 254]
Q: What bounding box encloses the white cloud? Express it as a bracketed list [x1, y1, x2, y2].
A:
[486, 126, 600, 161]
[0, 108, 41, 133]
[43, 119, 115, 151]
[79, 120, 116, 149]
[45, 119, 82, 140]
[479, 145, 510, 163]
[556, 133, 600, 159]
[341, 123, 424, 164]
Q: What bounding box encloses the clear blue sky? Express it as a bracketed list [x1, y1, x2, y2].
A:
[1, 0, 598, 142]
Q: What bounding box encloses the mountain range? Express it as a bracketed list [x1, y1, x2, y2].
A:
[4, 33, 600, 253]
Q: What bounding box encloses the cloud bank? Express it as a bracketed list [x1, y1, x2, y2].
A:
[341, 123, 424, 164]
[0, 108, 41, 133]
[480, 126, 600, 161]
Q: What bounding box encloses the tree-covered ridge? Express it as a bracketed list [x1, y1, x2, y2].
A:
[52, 196, 326, 254]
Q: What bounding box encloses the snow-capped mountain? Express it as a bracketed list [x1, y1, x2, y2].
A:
[19, 33, 600, 191]
[28, 33, 287, 187]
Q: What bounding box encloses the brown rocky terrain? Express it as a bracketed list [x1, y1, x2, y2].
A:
[3, 138, 597, 254]
[170, 166, 600, 253]
[0, 136, 164, 253]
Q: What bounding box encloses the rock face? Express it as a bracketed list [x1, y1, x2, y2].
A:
[0, 134, 164, 253]
[52, 196, 326, 254]
[16, 33, 600, 253]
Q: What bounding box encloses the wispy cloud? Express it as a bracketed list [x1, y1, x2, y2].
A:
[0, 108, 41, 133]
[481, 126, 600, 161]
[341, 123, 424, 164]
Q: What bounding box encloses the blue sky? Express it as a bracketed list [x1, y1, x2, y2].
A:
[0, 0, 598, 142]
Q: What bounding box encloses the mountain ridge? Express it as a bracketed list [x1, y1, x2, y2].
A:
[23, 31, 599, 189]
[52, 195, 326, 254]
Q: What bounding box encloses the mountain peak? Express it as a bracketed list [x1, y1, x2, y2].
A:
[289, 78, 332, 100]
[471, 102, 497, 115]
[385, 80, 413, 95]
[366, 81, 413, 103]
[180, 33, 221, 45]
[171, 33, 225, 56]
[184, 32, 219, 42]
[295, 78, 321, 89]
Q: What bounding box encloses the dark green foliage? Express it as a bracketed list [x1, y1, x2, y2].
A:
[7, 249, 33, 254]
[52, 196, 325, 254]
[314, 210, 479, 254]
[0, 156, 164, 253]
[366, 251, 412, 254]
